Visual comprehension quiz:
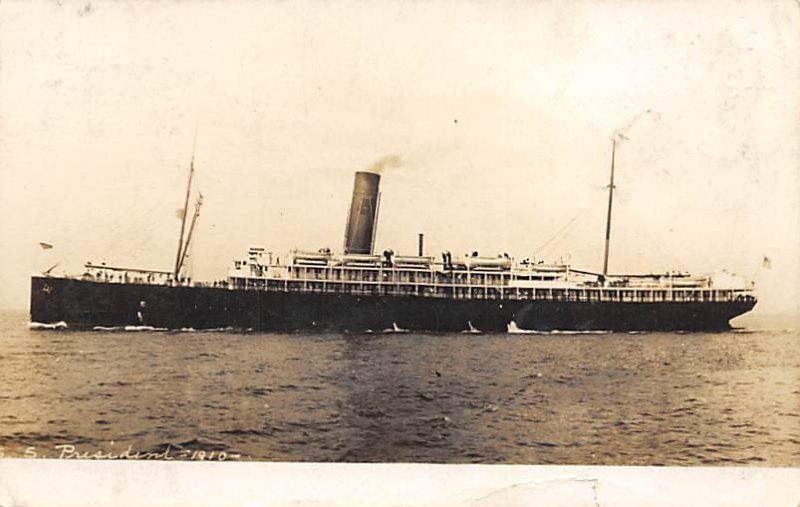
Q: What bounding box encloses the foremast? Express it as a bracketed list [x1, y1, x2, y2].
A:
[178, 193, 204, 276]
[174, 155, 194, 280]
[173, 130, 203, 283]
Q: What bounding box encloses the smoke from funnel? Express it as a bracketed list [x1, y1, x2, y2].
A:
[368, 155, 403, 174]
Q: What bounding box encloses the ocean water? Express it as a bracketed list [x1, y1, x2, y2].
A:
[1, 310, 798, 465]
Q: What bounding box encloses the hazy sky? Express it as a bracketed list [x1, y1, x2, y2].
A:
[1, 1, 798, 314]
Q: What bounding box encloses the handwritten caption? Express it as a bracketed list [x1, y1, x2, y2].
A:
[0, 444, 242, 461]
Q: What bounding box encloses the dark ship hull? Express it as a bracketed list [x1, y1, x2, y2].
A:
[30, 276, 756, 333]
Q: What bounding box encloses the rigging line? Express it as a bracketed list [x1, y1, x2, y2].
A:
[96, 167, 190, 261]
[535, 198, 601, 258]
[540, 213, 602, 263]
[534, 212, 585, 255]
[538, 214, 586, 258]
[533, 194, 604, 256]
[748, 254, 774, 282]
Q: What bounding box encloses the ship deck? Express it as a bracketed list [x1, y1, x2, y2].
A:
[77, 261, 757, 305]
[232, 262, 755, 304]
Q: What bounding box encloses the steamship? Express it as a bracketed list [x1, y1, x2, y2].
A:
[30, 143, 757, 332]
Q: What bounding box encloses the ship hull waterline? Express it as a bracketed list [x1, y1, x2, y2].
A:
[30, 276, 756, 333]
[31, 276, 755, 333]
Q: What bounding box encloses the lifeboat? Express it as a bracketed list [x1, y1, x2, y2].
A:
[340, 254, 381, 267]
[392, 255, 434, 268]
[663, 275, 711, 288]
[464, 256, 512, 270]
[291, 250, 332, 266]
[529, 264, 568, 273]
[627, 277, 662, 288]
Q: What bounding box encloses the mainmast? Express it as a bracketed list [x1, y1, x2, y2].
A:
[174, 155, 195, 281]
[602, 138, 616, 277]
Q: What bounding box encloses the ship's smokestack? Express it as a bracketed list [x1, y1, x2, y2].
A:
[418, 233, 424, 256]
[344, 171, 381, 255]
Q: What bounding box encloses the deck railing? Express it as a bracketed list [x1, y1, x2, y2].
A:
[229, 275, 755, 304]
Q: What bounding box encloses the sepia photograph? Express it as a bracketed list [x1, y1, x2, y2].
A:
[0, 0, 799, 504]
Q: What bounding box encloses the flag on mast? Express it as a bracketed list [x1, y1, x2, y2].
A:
[762, 256, 772, 269]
